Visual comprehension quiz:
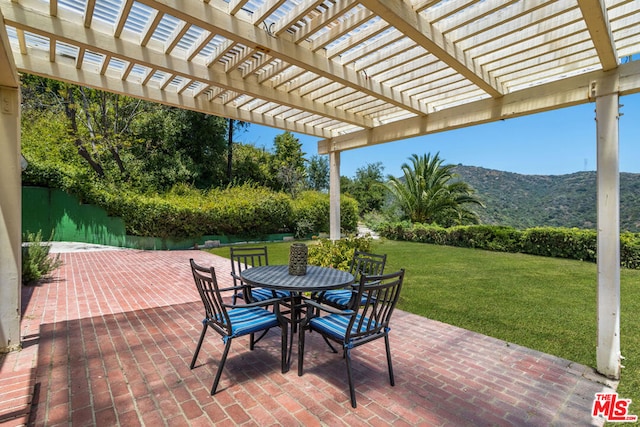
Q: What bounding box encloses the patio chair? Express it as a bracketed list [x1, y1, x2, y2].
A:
[298, 269, 405, 408]
[313, 251, 387, 310]
[189, 259, 288, 394]
[230, 246, 290, 304]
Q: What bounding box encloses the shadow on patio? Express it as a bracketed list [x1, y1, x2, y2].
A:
[1, 248, 615, 426]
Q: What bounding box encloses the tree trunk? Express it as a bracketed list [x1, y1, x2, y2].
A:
[64, 88, 105, 178]
[75, 139, 105, 178]
[110, 145, 127, 177]
[227, 119, 234, 182]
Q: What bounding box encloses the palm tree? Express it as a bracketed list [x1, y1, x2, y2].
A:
[386, 153, 484, 226]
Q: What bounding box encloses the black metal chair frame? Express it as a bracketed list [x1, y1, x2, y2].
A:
[189, 259, 288, 395]
[298, 269, 405, 408]
[313, 250, 387, 310]
[229, 246, 284, 348]
[229, 246, 269, 304]
[312, 251, 387, 353]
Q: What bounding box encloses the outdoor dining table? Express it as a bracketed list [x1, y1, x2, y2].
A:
[240, 264, 354, 371]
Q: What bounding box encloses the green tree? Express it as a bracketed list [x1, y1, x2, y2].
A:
[21, 74, 148, 180]
[21, 75, 231, 193]
[21, 108, 93, 188]
[129, 107, 198, 191]
[340, 176, 353, 192]
[386, 153, 484, 226]
[229, 143, 274, 186]
[349, 162, 386, 215]
[174, 109, 228, 188]
[226, 119, 249, 183]
[306, 155, 329, 192]
[271, 131, 307, 196]
[131, 107, 228, 190]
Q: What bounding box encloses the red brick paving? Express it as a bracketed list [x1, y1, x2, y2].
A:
[1, 248, 617, 426]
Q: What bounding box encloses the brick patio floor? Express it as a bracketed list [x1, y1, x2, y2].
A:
[0, 248, 617, 426]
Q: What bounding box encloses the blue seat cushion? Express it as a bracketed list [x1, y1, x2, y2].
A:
[227, 307, 280, 337]
[247, 287, 290, 302]
[309, 313, 378, 341]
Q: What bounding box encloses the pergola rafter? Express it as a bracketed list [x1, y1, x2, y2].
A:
[359, 0, 503, 98]
[578, 0, 618, 71]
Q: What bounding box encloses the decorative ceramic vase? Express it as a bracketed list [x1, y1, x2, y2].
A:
[288, 243, 308, 276]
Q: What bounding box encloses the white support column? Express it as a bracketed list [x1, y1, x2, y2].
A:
[329, 150, 341, 241]
[0, 85, 22, 353]
[595, 91, 621, 379]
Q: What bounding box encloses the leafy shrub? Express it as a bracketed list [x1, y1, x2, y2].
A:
[621, 232, 640, 269]
[21, 160, 68, 189]
[377, 222, 640, 269]
[24, 147, 357, 242]
[87, 183, 294, 239]
[446, 225, 522, 252]
[362, 211, 387, 231]
[520, 227, 597, 262]
[339, 195, 360, 235]
[308, 235, 373, 271]
[291, 191, 328, 238]
[199, 185, 293, 237]
[376, 221, 413, 241]
[407, 223, 449, 245]
[291, 191, 359, 238]
[95, 183, 360, 240]
[22, 231, 62, 284]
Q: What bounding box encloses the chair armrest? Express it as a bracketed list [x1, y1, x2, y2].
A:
[304, 298, 355, 316]
[217, 284, 248, 293]
[230, 272, 250, 287]
[223, 297, 283, 309]
[351, 280, 381, 289]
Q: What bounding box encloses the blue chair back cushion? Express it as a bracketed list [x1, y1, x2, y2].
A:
[246, 288, 291, 302]
[321, 290, 352, 307]
[321, 290, 370, 308]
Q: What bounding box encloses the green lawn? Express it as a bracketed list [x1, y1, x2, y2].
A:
[207, 239, 640, 418]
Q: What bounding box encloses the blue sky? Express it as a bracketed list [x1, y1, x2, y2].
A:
[236, 92, 640, 179]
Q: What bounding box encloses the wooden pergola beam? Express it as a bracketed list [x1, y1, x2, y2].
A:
[319, 60, 640, 153]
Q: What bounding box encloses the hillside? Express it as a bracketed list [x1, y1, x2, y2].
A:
[452, 166, 640, 232]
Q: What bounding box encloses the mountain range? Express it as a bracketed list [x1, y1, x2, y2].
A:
[452, 166, 640, 233]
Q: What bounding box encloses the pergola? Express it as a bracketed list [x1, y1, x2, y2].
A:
[2, 0, 640, 381]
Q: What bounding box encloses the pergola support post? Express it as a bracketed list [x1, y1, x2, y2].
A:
[595, 89, 621, 379]
[0, 85, 22, 354]
[329, 150, 341, 241]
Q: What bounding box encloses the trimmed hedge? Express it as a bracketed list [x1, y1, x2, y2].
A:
[621, 233, 640, 269]
[23, 182, 359, 241]
[377, 222, 640, 269]
[520, 227, 597, 262]
[291, 191, 359, 238]
[70, 183, 358, 240]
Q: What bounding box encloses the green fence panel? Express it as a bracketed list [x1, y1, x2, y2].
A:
[22, 186, 127, 247]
